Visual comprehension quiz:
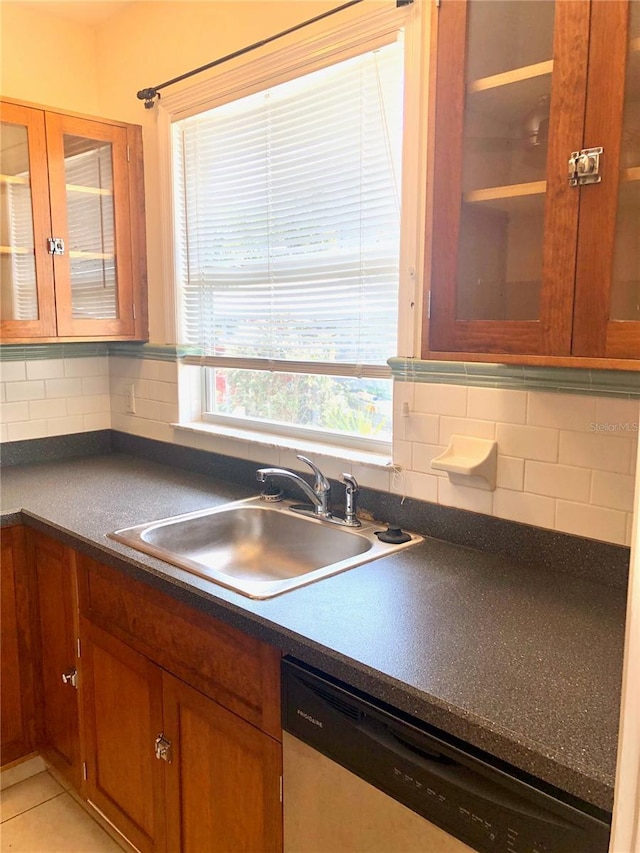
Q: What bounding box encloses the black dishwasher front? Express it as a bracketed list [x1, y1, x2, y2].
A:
[282, 657, 611, 853]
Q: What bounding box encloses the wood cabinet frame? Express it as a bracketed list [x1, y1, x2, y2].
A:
[423, 0, 640, 367]
[0, 526, 37, 766]
[0, 98, 148, 343]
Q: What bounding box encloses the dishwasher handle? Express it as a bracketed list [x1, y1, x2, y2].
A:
[361, 715, 577, 830]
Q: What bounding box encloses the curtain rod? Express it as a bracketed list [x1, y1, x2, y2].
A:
[137, 0, 413, 108]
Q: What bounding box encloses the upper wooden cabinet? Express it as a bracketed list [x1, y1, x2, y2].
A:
[424, 0, 640, 366]
[0, 100, 148, 342]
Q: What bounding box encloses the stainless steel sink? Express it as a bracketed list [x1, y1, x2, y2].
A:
[109, 496, 422, 599]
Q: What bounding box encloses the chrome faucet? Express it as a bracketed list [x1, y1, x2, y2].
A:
[256, 455, 361, 526]
[257, 455, 332, 519]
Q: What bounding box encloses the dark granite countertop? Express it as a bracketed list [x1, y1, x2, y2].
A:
[1, 453, 626, 813]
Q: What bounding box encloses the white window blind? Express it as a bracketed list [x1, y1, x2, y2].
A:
[173, 37, 404, 379]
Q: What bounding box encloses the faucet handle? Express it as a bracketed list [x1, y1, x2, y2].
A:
[296, 455, 330, 494]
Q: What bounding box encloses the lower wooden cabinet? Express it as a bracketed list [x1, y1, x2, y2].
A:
[81, 619, 166, 853]
[0, 529, 284, 851]
[0, 526, 36, 765]
[29, 531, 82, 789]
[162, 669, 282, 853]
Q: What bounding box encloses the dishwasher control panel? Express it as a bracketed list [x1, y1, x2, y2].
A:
[282, 658, 611, 853]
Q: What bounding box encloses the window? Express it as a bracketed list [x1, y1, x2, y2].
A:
[171, 12, 418, 450]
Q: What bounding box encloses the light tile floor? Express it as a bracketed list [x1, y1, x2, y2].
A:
[1, 771, 124, 852]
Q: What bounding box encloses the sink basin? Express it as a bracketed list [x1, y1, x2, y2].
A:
[109, 496, 422, 599]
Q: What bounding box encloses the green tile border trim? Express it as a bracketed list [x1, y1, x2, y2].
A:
[109, 343, 198, 361]
[388, 357, 640, 399]
[0, 342, 199, 362]
[0, 343, 109, 361]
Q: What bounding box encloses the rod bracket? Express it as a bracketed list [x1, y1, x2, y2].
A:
[137, 87, 161, 109]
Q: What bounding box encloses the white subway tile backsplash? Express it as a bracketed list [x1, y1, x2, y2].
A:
[439, 416, 495, 445]
[591, 470, 636, 513]
[391, 439, 412, 470]
[7, 420, 47, 441]
[438, 478, 493, 514]
[138, 360, 160, 381]
[45, 378, 82, 399]
[559, 430, 633, 474]
[149, 380, 178, 404]
[414, 383, 467, 417]
[527, 392, 596, 432]
[594, 397, 640, 430]
[156, 362, 177, 383]
[157, 402, 179, 424]
[2, 359, 636, 549]
[0, 384, 5, 404]
[1, 402, 30, 424]
[351, 462, 391, 492]
[6, 380, 45, 402]
[26, 360, 65, 381]
[401, 412, 440, 445]
[495, 456, 525, 491]
[135, 398, 161, 421]
[47, 416, 85, 436]
[28, 398, 68, 421]
[467, 387, 527, 424]
[64, 357, 109, 377]
[555, 500, 628, 545]
[524, 460, 591, 502]
[81, 376, 110, 396]
[493, 489, 556, 529]
[0, 361, 26, 382]
[391, 469, 438, 502]
[83, 413, 111, 431]
[495, 423, 558, 462]
[66, 395, 110, 416]
[412, 442, 447, 476]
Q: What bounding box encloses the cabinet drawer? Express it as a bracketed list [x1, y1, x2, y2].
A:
[76, 554, 281, 739]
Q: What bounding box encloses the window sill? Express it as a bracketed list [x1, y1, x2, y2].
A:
[173, 420, 392, 470]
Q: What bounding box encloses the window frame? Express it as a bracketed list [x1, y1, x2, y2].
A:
[158, 1, 427, 452]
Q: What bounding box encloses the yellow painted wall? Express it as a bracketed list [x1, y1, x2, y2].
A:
[94, 0, 377, 341]
[1, 0, 400, 341]
[0, 2, 100, 114]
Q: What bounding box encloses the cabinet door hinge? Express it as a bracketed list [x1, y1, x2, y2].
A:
[82, 762, 88, 781]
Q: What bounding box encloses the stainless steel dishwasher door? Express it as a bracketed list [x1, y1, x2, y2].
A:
[283, 732, 476, 853]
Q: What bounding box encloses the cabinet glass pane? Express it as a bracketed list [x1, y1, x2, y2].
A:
[457, 0, 555, 321]
[610, 0, 640, 321]
[63, 134, 118, 319]
[1, 122, 38, 320]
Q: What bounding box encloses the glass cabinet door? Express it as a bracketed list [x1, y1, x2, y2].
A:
[572, 0, 640, 359]
[458, 0, 555, 323]
[428, 0, 591, 356]
[0, 103, 56, 338]
[45, 113, 134, 337]
[611, 0, 639, 323]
